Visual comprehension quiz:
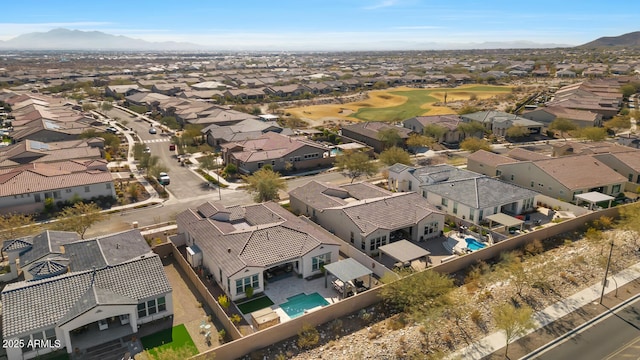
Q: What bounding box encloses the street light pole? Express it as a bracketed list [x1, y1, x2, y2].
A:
[599, 240, 614, 304]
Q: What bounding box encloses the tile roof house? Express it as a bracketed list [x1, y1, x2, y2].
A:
[472, 153, 627, 202]
[0, 159, 115, 215]
[201, 119, 292, 147]
[460, 111, 544, 137]
[175, 201, 340, 301]
[402, 114, 465, 145]
[341, 122, 413, 153]
[289, 181, 444, 255]
[592, 149, 640, 187]
[9, 118, 90, 143]
[0, 138, 103, 169]
[221, 132, 333, 174]
[388, 164, 538, 224]
[1, 229, 171, 359]
[522, 105, 603, 127]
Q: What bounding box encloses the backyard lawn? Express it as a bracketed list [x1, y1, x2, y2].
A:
[140, 324, 198, 359]
[237, 295, 275, 314]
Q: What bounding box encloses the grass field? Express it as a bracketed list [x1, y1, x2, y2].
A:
[141, 324, 198, 359]
[237, 295, 275, 314]
[288, 84, 511, 123]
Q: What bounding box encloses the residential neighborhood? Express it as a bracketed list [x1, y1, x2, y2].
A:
[0, 26, 639, 360]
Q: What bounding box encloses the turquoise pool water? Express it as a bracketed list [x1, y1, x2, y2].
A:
[330, 148, 342, 156]
[280, 292, 329, 318]
[466, 237, 486, 251]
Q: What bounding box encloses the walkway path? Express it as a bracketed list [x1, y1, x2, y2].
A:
[450, 261, 640, 359]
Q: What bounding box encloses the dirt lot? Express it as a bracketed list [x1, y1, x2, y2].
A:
[162, 258, 221, 352]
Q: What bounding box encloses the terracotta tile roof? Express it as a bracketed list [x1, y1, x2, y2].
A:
[467, 150, 517, 167]
[0, 160, 112, 197]
[227, 132, 328, 163]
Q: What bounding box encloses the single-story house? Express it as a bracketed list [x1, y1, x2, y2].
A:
[402, 115, 465, 145]
[341, 122, 413, 153]
[175, 201, 341, 301]
[460, 111, 543, 137]
[289, 181, 445, 255]
[1, 229, 171, 359]
[0, 159, 115, 215]
[522, 105, 603, 128]
[221, 132, 333, 174]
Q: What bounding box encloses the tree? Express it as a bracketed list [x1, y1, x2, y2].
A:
[199, 154, 218, 172]
[493, 303, 535, 358]
[0, 213, 38, 261]
[377, 128, 402, 149]
[578, 127, 607, 142]
[133, 143, 146, 160]
[620, 84, 638, 98]
[335, 150, 379, 183]
[379, 146, 412, 166]
[423, 124, 448, 141]
[406, 133, 435, 151]
[54, 202, 106, 239]
[457, 121, 485, 138]
[100, 101, 113, 111]
[497, 252, 529, 297]
[549, 117, 577, 140]
[505, 126, 529, 140]
[380, 269, 454, 321]
[460, 137, 492, 153]
[222, 163, 238, 179]
[604, 116, 631, 135]
[242, 167, 287, 202]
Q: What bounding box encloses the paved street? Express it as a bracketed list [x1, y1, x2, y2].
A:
[535, 297, 640, 360]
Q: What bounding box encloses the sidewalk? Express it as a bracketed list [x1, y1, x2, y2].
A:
[186, 152, 243, 190]
[450, 261, 640, 359]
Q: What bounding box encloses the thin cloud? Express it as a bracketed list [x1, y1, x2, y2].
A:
[393, 26, 443, 30]
[364, 0, 399, 10]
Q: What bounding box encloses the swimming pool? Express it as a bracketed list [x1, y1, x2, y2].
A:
[465, 237, 486, 251]
[280, 292, 329, 319]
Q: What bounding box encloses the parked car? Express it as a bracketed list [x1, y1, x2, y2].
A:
[169, 143, 176, 151]
[144, 147, 151, 153]
[158, 172, 170, 185]
[149, 127, 157, 134]
[106, 127, 118, 134]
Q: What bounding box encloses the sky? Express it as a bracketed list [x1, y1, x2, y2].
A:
[0, 0, 638, 51]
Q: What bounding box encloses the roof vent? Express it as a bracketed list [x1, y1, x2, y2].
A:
[227, 248, 232, 253]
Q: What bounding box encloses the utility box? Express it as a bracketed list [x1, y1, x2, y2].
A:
[187, 245, 202, 268]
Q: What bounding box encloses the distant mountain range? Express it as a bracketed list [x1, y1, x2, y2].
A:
[579, 31, 640, 48]
[0, 28, 203, 51]
[0, 28, 636, 51]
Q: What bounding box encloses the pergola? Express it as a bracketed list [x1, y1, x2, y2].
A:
[486, 213, 524, 231]
[575, 192, 614, 210]
[324, 258, 373, 298]
[378, 240, 430, 267]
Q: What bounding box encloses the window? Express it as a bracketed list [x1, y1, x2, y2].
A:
[257, 162, 264, 169]
[45, 328, 56, 343]
[271, 160, 275, 166]
[147, 299, 157, 315]
[441, 198, 448, 206]
[478, 209, 483, 221]
[312, 253, 331, 271]
[84, 186, 90, 193]
[35, 194, 41, 203]
[66, 188, 72, 193]
[530, 181, 534, 187]
[408, 181, 412, 191]
[106, 183, 112, 189]
[53, 191, 61, 199]
[470, 208, 475, 221]
[20, 336, 31, 352]
[453, 202, 458, 214]
[350, 231, 354, 244]
[612, 184, 621, 194]
[423, 222, 438, 235]
[496, 170, 502, 176]
[236, 274, 260, 294]
[629, 174, 633, 182]
[361, 240, 366, 250]
[494, 206, 498, 214]
[138, 297, 167, 318]
[510, 174, 514, 181]
[369, 236, 387, 251]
